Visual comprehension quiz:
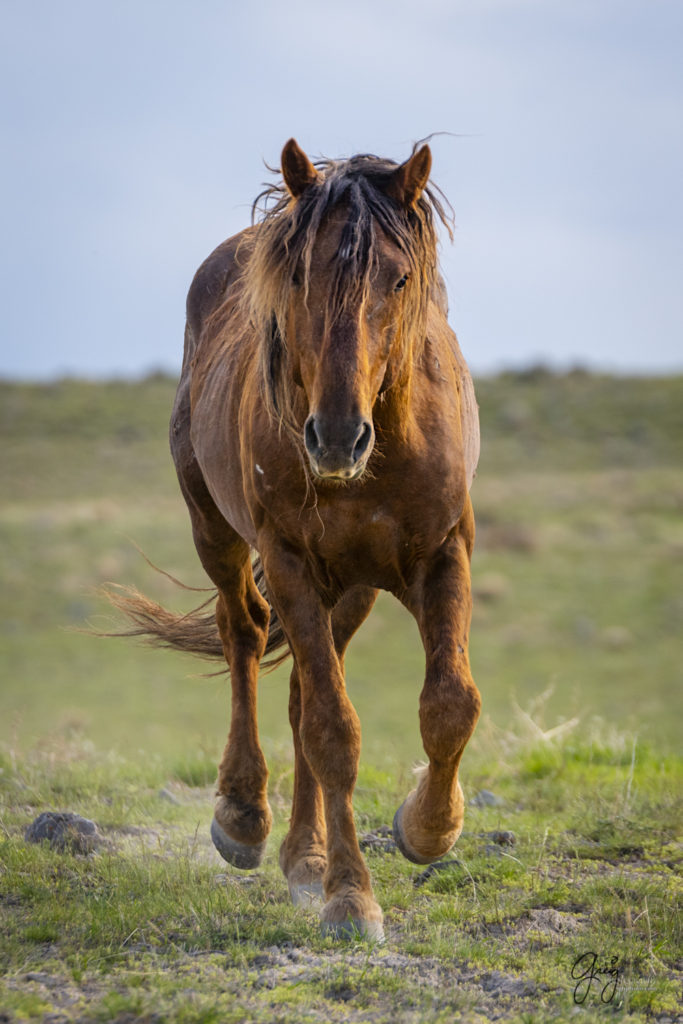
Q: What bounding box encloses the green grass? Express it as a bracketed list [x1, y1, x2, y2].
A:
[0, 371, 681, 1020]
[0, 730, 680, 1021]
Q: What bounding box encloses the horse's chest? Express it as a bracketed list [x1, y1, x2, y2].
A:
[252, 445, 468, 592]
[310, 497, 456, 592]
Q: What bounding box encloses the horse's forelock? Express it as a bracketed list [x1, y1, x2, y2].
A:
[244, 152, 451, 433]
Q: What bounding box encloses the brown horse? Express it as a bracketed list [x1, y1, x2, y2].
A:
[114, 139, 481, 940]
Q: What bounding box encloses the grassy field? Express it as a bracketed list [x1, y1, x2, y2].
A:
[0, 371, 681, 1021]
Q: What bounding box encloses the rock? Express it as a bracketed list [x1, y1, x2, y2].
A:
[470, 789, 504, 808]
[473, 573, 509, 602]
[483, 830, 516, 857]
[413, 857, 461, 888]
[24, 812, 100, 853]
[158, 787, 182, 805]
[480, 969, 538, 997]
[526, 908, 582, 935]
[214, 873, 261, 887]
[601, 625, 633, 649]
[24, 972, 59, 986]
[486, 829, 516, 846]
[359, 827, 397, 854]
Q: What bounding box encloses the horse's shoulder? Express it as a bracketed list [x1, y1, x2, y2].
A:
[186, 227, 255, 338]
[424, 309, 480, 488]
[457, 358, 480, 489]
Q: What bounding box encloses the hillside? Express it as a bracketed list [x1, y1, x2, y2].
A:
[0, 371, 681, 757]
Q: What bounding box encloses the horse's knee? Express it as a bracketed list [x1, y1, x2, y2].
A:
[299, 696, 361, 789]
[247, 584, 270, 635]
[419, 673, 481, 761]
[216, 592, 269, 663]
[288, 670, 303, 731]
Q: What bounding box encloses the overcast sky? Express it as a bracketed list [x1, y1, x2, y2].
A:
[2, 0, 681, 379]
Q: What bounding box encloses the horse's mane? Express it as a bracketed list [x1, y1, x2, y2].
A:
[239, 149, 454, 440]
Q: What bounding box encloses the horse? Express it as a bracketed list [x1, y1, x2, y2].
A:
[113, 138, 481, 941]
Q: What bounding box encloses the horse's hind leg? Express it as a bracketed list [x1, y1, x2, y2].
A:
[280, 586, 377, 907]
[211, 553, 272, 868]
[171, 382, 271, 867]
[189, 508, 271, 867]
[393, 497, 481, 864]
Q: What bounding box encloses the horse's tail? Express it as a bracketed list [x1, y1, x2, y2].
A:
[253, 556, 290, 670]
[98, 555, 290, 673]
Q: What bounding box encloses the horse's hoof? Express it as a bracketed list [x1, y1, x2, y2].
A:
[280, 844, 327, 908]
[393, 799, 451, 865]
[288, 881, 324, 908]
[321, 917, 385, 942]
[211, 816, 266, 869]
[320, 893, 384, 942]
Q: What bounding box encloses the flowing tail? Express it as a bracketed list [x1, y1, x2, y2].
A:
[99, 556, 290, 673]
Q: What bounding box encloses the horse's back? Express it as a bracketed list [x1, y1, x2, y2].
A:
[184, 229, 254, 360]
[171, 230, 253, 516]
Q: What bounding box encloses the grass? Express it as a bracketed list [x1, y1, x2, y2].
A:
[0, 728, 680, 1021]
[0, 370, 681, 1020]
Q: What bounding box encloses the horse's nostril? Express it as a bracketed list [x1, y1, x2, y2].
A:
[304, 415, 322, 456]
[352, 421, 373, 463]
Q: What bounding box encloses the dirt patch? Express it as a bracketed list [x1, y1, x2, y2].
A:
[5, 946, 553, 1023]
[468, 906, 588, 952]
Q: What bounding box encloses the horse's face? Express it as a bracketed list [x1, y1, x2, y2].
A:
[280, 139, 432, 483]
[288, 215, 411, 482]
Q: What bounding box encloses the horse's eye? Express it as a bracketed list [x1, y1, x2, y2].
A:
[394, 274, 409, 292]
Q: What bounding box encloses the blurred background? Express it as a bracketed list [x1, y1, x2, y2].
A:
[1, 1, 681, 769]
[3, 0, 682, 379]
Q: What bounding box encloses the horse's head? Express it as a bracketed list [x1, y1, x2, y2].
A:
[250, 139, 444, 482]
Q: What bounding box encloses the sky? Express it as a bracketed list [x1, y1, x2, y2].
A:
[1, 0, 682, 380]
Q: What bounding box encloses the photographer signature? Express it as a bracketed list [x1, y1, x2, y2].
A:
[571, 951, 620, 1004]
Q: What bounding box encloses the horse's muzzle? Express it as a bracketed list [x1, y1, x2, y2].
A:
[304, 414, 374, 480]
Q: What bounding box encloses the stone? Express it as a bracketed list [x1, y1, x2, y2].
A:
[470, 789, 504, 807]
[157, 787, 182, 804]
[24, 812, 100, 854]
[413, 857, 462, 888]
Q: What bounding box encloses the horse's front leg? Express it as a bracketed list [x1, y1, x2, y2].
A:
[394, 497, 482, 864]
[262, 542, 383, 940]
[280, 586, 378, 908]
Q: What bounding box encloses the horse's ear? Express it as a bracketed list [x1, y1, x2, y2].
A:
[281, 138, 319, 198]
[387, 144, 432, 209]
